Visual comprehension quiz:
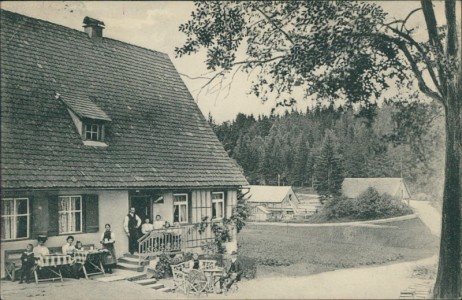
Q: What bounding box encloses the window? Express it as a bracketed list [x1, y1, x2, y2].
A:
[212, 192, 225, 220]
[58, 196, 82, 234]
[173, 194, 188, 223]
[84, 124, 102, 141]
[1, 198, 29, 240]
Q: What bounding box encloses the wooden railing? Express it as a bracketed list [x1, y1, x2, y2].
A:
[138, 222, 219, 255]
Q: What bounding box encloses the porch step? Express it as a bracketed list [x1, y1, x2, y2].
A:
[158, 287, 173, 293]
[118, 256, 150, 266]
[116, 262, 145, 272]
[134, 278, 158, 286]
[123, 253, 142, 259]
[145, 283, 165, 290]
[94, 270, 145, 282]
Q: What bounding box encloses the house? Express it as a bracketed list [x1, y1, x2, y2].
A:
[342, 178, 411, 200]
[247, 186, 299, 221]
[0, 10, 247, 277]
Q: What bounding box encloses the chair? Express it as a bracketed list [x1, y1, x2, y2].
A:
[186, 269, 208, 295]
[171, 262, 190, 294]
[199, 260, 216, 270]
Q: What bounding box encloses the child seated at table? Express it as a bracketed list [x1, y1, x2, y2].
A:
[74, 241, 84, 251]
[191, 253, 200, 270]
[19, 244, 35, 284]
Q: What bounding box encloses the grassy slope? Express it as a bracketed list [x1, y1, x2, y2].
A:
[237, 218, 439, 278]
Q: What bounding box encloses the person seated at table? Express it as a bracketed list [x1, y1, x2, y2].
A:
[33, 235, 49, 257]
[141, 218, 154, 235]
[62, 236, 76, 255]
[60, 236, 82, 279]
[100, 223, 116, 274]
[19, 244, 35, 284]
[153, 214, 165, 230]
[220, 251, 243, 292]
[74, 241, 84, 251]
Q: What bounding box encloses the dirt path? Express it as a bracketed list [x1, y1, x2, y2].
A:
[230, 256, 437, 299]
[409, 200, 441, 237]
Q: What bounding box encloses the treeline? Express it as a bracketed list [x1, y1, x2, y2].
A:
[209, 102, 444, 198]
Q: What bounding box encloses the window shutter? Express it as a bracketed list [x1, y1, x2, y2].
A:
[47, 196, 59, 237]
[83, 194, 99, 233]
[224, 191, 228, 219]
[188, 192, 193, 223]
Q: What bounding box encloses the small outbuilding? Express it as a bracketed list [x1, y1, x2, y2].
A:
[247, 186, 299, 221]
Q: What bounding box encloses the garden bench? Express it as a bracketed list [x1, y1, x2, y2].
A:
[4, 249, 23, 281]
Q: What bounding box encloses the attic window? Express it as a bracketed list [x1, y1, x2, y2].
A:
[58, 94, 111, 147]
[85, 124, 103, 141]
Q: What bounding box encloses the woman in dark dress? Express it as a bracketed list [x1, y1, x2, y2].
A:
[100, 223, 116, 274]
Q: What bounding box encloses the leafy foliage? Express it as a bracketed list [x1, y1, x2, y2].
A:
[199, 189, 250, 254]
[319, 187, 413, 221]
[153, 252, 194, 279]
[176, 1, 402, 105]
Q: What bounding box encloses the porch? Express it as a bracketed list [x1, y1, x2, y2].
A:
[137, 221, 236, 256]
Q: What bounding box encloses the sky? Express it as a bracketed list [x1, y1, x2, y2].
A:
[1, 1, 458, 123]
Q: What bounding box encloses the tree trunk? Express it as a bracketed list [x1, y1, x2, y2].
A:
[433, 74, 461, 299]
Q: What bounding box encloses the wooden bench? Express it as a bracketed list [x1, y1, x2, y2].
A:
[4, 249, 23, 281]
[4, 244, 95, 281]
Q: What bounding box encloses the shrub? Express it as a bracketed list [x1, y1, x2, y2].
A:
[318, 187, 413, 221]
[353, 187, 412, 220]
[152, 252, 194, 279]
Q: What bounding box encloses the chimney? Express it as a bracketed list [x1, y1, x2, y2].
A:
[83, 17, 105, 38]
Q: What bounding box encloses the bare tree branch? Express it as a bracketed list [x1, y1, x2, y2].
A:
[400, 8, 423, 32]
[383, 19, 405, 27]
[179, 73, 212, 80]
[224, 65, 243, 99]
[384, 25, 443, 95]
[396, 40, 445, 105]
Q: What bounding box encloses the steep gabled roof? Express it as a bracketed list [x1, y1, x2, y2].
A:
[0, 10, 247, 189]
[342, 178, 411, 198]
[248, 185, 296, 203]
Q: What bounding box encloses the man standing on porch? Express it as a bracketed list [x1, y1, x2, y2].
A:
[123, 207, 141, 254]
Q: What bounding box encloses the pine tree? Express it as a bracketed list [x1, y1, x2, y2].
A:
[314, 133, 345, 201]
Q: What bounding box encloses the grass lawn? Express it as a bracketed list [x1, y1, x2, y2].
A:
[237, 218, 439, 278]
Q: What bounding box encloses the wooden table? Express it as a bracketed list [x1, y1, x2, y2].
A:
[34, 255, 73, 284]
[73, 249, 109, 279]
[203, 268, 225, 294]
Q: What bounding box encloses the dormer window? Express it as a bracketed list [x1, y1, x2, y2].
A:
[85, 123, 103, 141]
[58, 94, 111, 147]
